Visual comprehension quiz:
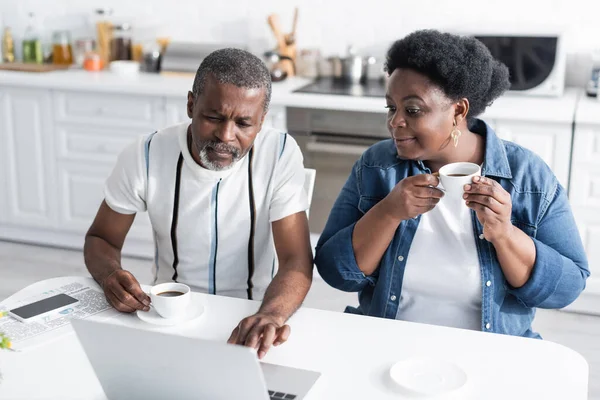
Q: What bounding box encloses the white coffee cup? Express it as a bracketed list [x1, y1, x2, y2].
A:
[439, 162, 482, 199]
[149, 282, 191, 319]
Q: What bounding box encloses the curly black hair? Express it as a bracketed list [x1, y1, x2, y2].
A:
[385, 29, 510, 119]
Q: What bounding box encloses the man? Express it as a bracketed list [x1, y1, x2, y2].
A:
[84, 48, 313, 359]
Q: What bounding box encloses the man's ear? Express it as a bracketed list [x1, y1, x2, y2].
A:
[187, 91, 194, 119]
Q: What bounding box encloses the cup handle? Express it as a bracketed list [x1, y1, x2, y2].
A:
[144, 293, 154, 308]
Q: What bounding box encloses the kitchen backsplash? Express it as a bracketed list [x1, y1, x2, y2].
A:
[1, 0, 599, 85]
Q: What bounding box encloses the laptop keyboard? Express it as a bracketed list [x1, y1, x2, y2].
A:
[268, 390, 297, 399]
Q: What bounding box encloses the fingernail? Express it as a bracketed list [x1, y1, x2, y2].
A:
[474, 176, 480, 182]
[143, 300, 150, 306]
[143, 306, 150, 312]
[463, 193, 468, 199]
[258, 351, 265, 359]
[464, 184, 471, 191]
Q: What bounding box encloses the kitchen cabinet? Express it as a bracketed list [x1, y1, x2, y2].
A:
[54, 91, 165, 129]
[165, 97, 190, 126]
[56, 161, 152, 241]
[565, 95, 600, 315]
[0, 87, 58, 229]
[0, 88, 157, 257]
[57, 161, 111, 232]
[0, 90, 7, 225]
[493, 120, 572, 189]
[264, 105, 287, 131]
[52, 92, 156, 256]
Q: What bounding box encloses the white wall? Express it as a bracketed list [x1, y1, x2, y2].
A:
[1, 0, 600, 82]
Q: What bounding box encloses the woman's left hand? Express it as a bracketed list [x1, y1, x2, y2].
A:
[464, 176, 514, 243]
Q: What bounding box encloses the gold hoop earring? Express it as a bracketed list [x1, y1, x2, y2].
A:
[450, 119, 462, 147]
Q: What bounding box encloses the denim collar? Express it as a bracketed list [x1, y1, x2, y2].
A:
[415, 119, 512, 179]
[471, 119, 513, 179]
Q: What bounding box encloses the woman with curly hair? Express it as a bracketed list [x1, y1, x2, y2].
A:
[314, 30, 588, 338]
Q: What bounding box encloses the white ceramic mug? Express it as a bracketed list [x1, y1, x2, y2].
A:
[149, 282, 191, 319]
[439, 162, 482, 200]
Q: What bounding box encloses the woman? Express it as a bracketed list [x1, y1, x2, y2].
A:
[314, 30, 589, 338]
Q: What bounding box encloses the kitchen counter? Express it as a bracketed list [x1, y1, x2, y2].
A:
[0, 70, 580, 122]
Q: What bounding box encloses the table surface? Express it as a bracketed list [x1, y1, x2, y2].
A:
[0, 276, 589, 400]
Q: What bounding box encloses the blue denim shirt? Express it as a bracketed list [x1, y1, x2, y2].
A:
[315, 119, 589, 338]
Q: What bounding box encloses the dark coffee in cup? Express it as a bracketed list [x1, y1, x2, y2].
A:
[157, 291, 184, 297]
[439, 162, 482, 201]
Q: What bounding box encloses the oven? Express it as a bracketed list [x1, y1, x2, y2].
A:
[287, 107, 389, 234]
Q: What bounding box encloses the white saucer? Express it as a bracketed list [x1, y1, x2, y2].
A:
[389, 357, 467, 396]
[136, 301, 204, 326]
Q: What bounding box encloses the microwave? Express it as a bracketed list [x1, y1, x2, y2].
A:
[473, 33, 566, 97]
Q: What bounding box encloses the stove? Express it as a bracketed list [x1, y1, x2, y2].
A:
[294, 77, 386, 98]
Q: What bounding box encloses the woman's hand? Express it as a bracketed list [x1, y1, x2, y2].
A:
[464, 176, 514, 243]
[385, 174, 444, 221]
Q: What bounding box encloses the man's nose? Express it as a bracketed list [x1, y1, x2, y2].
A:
[215, 120, 236, 143]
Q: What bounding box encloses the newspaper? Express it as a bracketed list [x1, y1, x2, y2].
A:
[0, 281, 117, 350]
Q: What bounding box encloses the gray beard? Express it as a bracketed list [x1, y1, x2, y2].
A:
[194, 140, 242, 171]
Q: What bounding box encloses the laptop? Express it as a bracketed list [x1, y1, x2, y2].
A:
[71, 319, 320, 400]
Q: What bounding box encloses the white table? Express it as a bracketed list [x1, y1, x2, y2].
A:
[0, 277, 589, 399]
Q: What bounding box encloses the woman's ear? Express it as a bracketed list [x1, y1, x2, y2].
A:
[454, 98, 470, 124]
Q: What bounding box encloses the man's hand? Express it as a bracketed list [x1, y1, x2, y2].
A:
[101, 270, 150, 313]
[227, 313, 291, 359]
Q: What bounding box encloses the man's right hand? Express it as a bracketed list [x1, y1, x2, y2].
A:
[101, 270, 150, 313]
[385, 174, 444, 221]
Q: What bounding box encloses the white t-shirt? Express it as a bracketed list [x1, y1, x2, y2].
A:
[104, 122, 309, 300]
[395, 192, 482, 330]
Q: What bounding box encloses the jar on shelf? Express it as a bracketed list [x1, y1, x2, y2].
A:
[110, 23, 132, 61]
[52, 30, 73, 65]
[83, 51, 103, 71]
[73, 38, 95, 67]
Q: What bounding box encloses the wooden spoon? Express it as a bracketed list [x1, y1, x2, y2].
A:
[267, 14, 287, 52]
[285, 7, 299, 45]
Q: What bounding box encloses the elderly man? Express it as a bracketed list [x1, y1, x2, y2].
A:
[84, 48, 313, 358]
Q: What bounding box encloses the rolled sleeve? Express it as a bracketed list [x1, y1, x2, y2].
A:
[316, 223, 375, 292]
[509, 184, 589, 309]
[104, 135, 148, 215]
[315, 160, 375, 292]
[269, 135, 309, 222]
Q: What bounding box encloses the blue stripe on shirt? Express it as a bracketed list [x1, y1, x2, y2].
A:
[279, 132, 287, 159]
[208, 180, 221, 295]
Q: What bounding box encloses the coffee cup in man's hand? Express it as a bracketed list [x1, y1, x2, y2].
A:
[150, 282, 191, 319]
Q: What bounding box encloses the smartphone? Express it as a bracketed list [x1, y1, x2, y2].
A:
[9, 293, 79, 322]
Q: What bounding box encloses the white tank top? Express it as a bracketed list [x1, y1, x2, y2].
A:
[395, 190, 482, 330]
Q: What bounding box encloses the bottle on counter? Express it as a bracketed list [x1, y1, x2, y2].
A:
[586, 50, 600, 98]
[52, 30, 74, 65]
[22, 13, 43, 64]
[93, 8, 113, 69]
[2, 27, 15, 63]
